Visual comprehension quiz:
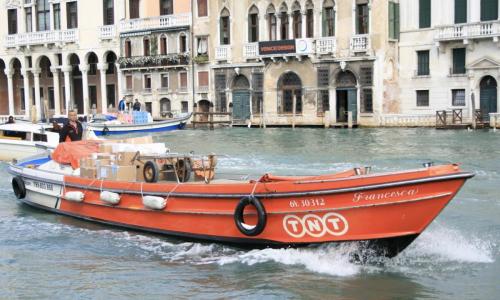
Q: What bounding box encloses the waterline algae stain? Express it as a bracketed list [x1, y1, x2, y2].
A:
[1, 128, 499, 299]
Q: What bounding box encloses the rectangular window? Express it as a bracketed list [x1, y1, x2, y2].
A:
[160, 35, 167, 55]
[252, 92, 263, 115]
[269, 14, 277, 40]
[89, 86, 97, 109]
[416, 90, 429, 107]
[48, 87, 55, 109]
[144, 74, 152, 90]
[215, 73, 226, 91]
[197, 0, 207, 17]
[197, 37, 208, 55]
[293, 10, 302, 38]
[160, 0, 173, 15]
[179, 35, 187, 53]
[67, 1, 78, 29]
[360, 67, 373, 86]
[306, 9, 314, 38]
[198, 71, 209, 88]
[179, 72, 188, 89]
[8, 9, 17, 34]
[389, 1, 400, 39]
[323, 7, 334, 36]
[125, 40, 132, 58]
[419, 0, 431, 28]
[143, 38, 150, 56]
[130, 0, 140, 19]
[356, 4, 369, 34]
[455, 0, 467, 23]
[53, 4, 61, 30]
[103, 0, 114, 25]
[37, 0, 50, 31]
[481, 0, 498, 21]
[220, 16, 230, 45]
[218, 92, 227, 112]
[126, 75, 133, 91]
[26, 7, 32, 32]
[252, 73, 264, 91]
[452, 48, 466, 74]
[361, 89, 373, 113]
[417, 50, 430, 76]
[249, 13, 259, 42]
[452, 89, 466, 106]
[318, 90, 330, 114]
[318, 68, 329, 87]
[280, 12, 289, 39]
[161, 73, 169, 88]
[181, 101, 189, 113]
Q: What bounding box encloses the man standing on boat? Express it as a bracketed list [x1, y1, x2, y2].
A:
[118, 97, 126, 112]
[59, 110, 83, 142]
[133, 99, 141, 111]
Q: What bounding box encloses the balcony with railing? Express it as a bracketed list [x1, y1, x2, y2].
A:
[243, 43, 259, 59]
[4, 29, 78, 48]
[316, 37, 337, 55]
[350, 34, 370, 52]
[99, 25, 116, 40]
[119, 13, 191, 33]
[435, 21, 500, 42]
[118, 54, 189, 69]
[215, 45, 231, 61]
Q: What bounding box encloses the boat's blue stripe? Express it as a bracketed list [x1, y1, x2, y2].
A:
[93, 123, 186, 136]
[18, 157, 52, 167]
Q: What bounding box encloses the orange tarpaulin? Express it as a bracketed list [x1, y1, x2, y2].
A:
[52, 140, 103, 169]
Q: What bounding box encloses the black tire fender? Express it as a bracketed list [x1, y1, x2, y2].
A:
[143, 161, 160, 183]
[234, 195, 267, 236]
[12, 176, 26, 199]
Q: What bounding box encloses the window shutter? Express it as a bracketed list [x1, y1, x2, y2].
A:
[455, 0, 467, 23]
[481, 0, 498, 21]
[322, 9, 327, 37]
[395, 3, 400, 39]
[452, 48, 466, 74]
[419, 0, 431, 28]
[389, 2, 395, 39]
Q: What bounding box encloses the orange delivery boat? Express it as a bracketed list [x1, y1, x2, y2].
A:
[8, 140, 474, 258]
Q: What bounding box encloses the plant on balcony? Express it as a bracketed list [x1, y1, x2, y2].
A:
[193, 54, 209, 64]
[118, 54, 190, 69]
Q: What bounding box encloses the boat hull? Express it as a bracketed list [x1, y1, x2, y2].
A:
[88, 114, 191, 136]
[8, 163, 473, 257]
[0, 141, 49, 161]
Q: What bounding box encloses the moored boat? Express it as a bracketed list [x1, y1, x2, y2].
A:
[8, 141, 474, 257]
[87, 112, 191, 136]
[0, 123, 59, 161]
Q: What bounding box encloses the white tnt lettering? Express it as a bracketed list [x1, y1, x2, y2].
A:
[282, 212, 349, 238]
[327, 218, 341, 230]
[288, 220, 300, 232]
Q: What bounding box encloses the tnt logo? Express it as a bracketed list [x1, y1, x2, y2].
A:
[283, 213, 349, 238]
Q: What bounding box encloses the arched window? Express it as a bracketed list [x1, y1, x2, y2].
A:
[279, 4, 289, 39]
[160, 34, 167, 55]
[306, 1, 314, 37]
[292, 2, 301, 38]
[323, 0, 335, 37]
[278, 72, 302, 114]
[160, 98, 171, 115]
[179, 33, 187, 53]
[143, 37, 150, 56]
[125, 39, 132, 58]
[220, 8, 230, 45]
[267, 5, 277, 41]
[248, 6, 259, 42]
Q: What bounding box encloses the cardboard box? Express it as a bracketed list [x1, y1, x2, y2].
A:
[99, 165, 137, 182]
[116, 151, 138, 166]
[80, 167, 97, 179]
[79, 158, 95, 169]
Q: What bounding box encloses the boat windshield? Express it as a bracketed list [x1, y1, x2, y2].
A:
[0, 130, 28, 141]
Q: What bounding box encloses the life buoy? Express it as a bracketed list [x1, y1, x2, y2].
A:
[143, 161, 160, 183]
[175, 158, 192, 183]
[234, 195, 267, 236]
[12, 176, 26, 199]
[102, 126, 110, 136]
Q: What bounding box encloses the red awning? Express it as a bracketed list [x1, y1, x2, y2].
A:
[51, 140, 103, 169]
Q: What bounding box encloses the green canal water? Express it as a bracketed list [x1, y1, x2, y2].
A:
[0, 128, 499, 299]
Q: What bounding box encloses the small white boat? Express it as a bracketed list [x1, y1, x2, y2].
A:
[0, 123, 59, 161]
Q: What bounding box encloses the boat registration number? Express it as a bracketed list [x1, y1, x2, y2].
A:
[28, 180, 54, 191]
[289, 198, 325, 208]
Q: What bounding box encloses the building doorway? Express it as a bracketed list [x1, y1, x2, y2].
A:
[198, 99, 210, 122]
[277, 72, 302, 114]
[480, 75, 497, 121]
[335, 71, 357, 123]
[232, 75, 251, 120]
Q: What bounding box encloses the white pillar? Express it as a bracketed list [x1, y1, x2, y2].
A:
[98, 63, 108, 114]
[5, 69, 15, 116]
[115, 63, 123, 100]
[50, 67, 61, 116]
[259, 14, 266, 41]
[277, 16, 282, 40]
[289, 14, 293, 39]
[49, 4, 55, 30]
[79, 64, 89, 115]
[62, 65, 72, 113]
[22, 69, 31, 118]
[301, 11, 307, 38]
[31, 5, 37, 32]
[33, 69, 42, 120]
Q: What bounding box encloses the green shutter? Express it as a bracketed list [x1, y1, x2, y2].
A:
[220, 18, 224, 44]
[481, 0, 498, 21]
[389, 2, 395, 39]
[322, 9, 327, 37]
[453, 48, 466, 74]
[455, 0, 467, 23]
[395, 3, 400, 39]
[419, 0, 431, 28]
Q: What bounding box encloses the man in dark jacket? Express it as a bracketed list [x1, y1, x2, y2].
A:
[59, 110, 83, 142]
[133, 99, 141, 111]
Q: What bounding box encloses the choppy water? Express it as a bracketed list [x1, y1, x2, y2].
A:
[1, 128, 499, 299]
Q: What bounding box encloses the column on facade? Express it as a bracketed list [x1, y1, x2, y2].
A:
[79, 64, 89, 115]
[301, 10, 307, 38]
[33, 69, 42, 120]
[115, 63, 123, 100]
[21, 68, 30, 118]
[329, 89, 336, 124]
[62, 65, 72, 114]
[49, 4, 55, 30]
[98, 63, 108, 114]
[315, 8, 322, 39]
[289, 14, 294, 39]
[259, 14, 267, 41]
[31, 4, 37, 32]
[277, 16, 282, 40]
[4, 68, 15, 116]
[50, 67, 61, 116]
